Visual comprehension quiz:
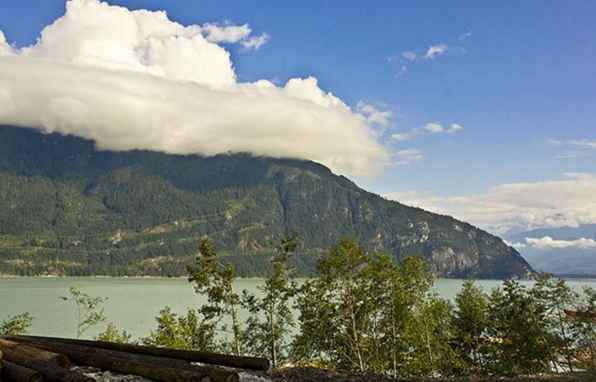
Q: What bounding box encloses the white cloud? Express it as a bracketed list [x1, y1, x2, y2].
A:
[395, 149, 423, 165]
[549, 138, 596, 160]
[201, 22, 251, 44]
[448, 123, 464, 133]
[386, 173, 596, 234]
[392, 122, 464, 141]
[0, 31, 14, 56]
[524, 236, 596, 250]
[458, 31, 472, 41]
[567, 139, 596, 149]
[422, 122, 444, 133]
[240, 33, 270, 50]
[395, 65, 408, 79]
[356, 102, 392, 127]
[425, 44, 448, 59]
[402, 51, 417, 62]
[0, 0, 389, 176]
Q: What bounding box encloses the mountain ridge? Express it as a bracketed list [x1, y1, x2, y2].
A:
[0, 125, 532, 278]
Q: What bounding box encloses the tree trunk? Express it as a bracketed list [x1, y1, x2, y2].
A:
[0, 339, 71, 368]
[1, 361, 43, 382]
[10, 335, 269, 371]
[9, 337, 240, 382]
[0, 356, 92, 382]
[269, 303, 277, 369]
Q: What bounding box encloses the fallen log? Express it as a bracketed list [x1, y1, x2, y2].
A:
[0, 339, 70, 368]
[1, 361, 43, 382]
[12, 335, 270, 371]
[8, 337, 240, 382]
[0, 357, 92, 382]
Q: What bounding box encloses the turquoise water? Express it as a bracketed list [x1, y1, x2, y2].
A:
[1, 277, 595, 340]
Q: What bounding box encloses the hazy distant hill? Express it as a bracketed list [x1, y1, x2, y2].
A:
[0, 126, 532, 278]
[506, 225, 596, 275]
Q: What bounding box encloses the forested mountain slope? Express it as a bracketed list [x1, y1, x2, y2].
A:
[0, 126, 532, 278]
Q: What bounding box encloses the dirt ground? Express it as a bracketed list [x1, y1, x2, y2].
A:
[271, 368, 593, 382]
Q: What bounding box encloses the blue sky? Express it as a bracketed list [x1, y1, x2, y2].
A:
[1, 0, 595, 235]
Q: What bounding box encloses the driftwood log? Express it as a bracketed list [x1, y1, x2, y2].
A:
[13, 335, 270, 371]
[0, 339, 70, 368]
[8, 337, 240, 382]
[0, 357, 91, 382]
[1, 361, 43, 382]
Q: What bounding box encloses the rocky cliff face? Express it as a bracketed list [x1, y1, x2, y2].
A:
[0, 126, 533, 278]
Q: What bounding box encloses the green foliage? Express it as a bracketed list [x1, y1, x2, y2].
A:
[531, 274, 579, 372]
[0, 312, 33, 336]
[187, 238, 244, 355]
[242, 235, 299, 367]
[62, 286, 108, 338]
[0, 125, 530, 279]
[451, 280, 490, 375]
[96, 322, 133, 344]
[143, 307, 216, 351]
[293, 240, 456, 377]
[402, 295, 458, 377]
[486, 280, 558, 376]
[571, 287, 596, 372]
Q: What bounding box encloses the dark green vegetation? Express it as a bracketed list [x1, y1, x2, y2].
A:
[106, 239, 596, 378]
[0, 125, 531, 278]
[5, 238, 596, 379]
[0, 312, 33, 336]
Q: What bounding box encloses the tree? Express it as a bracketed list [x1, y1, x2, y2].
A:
[452, 280, 490, 375]
[61, 286, 108, 338]
[486, 280, 557, 376]
[293, 240, 440, 374]
[143, 307, 217, 351]
[378, 256, 435, 376]
[0, 313, 33, 336]
[97, 322, 133, 344]
[569, 287, 596, 373]
[530, 274, 578, 372]
[294, 240, 382, 371]
[187, 237, 244, 355]
[403, 295, 458, 377]
[243, 235, 299, 367]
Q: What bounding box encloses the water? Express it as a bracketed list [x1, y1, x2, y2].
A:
[1, 277, 595, 340]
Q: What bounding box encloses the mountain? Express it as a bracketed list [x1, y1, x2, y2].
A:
[0, 125, 532, 278]
[505, 226, 596, 276]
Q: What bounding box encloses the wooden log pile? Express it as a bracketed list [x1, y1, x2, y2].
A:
[0, 335, 271, 382]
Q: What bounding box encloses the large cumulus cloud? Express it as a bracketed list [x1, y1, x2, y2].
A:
[0, 0, 389, 176]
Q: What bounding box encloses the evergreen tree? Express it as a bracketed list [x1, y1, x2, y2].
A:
[452, 280, 490, 375]
[486, 280, 557, 376]
[530, 274, 578, 372]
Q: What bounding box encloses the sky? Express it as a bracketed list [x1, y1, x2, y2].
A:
[0, 0, 595, 242]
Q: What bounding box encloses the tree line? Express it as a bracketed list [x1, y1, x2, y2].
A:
[2, 237, 595, 378]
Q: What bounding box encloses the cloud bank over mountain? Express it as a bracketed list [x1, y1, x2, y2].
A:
[0, 0, 389, 176]
[387, 172, 596, 235]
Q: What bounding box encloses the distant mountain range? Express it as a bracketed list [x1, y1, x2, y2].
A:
[0, 126, 532, 278]
[505, 225, 596, 275]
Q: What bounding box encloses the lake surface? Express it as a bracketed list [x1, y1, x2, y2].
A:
[2, 277, 595, 340]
